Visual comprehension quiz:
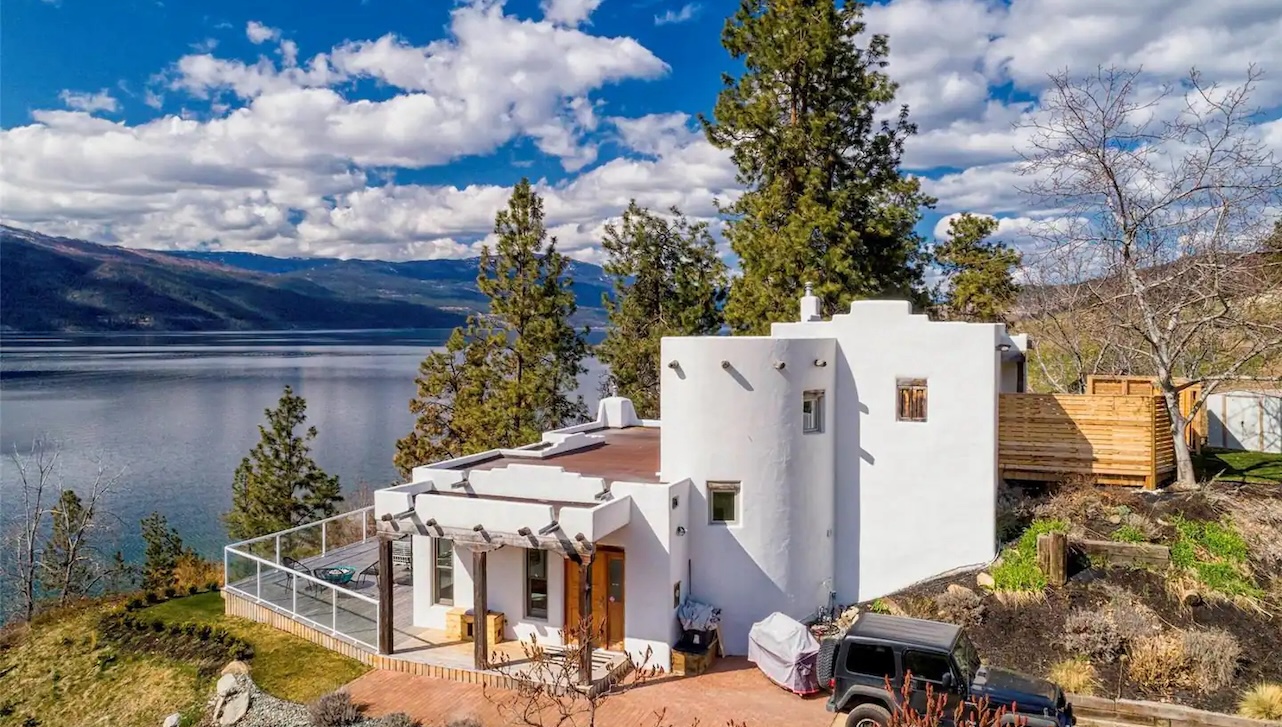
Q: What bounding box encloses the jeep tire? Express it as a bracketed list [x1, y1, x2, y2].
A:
[845, 703, 891, 727]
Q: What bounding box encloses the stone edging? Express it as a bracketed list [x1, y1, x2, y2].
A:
[1068, 693, 1280, 727]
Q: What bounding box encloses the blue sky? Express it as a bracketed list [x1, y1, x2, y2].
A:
[2, 0, 1279, 263]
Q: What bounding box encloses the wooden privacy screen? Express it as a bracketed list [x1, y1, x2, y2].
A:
[999, 393, 1175, 489]
[1086, 375, 1206, 451]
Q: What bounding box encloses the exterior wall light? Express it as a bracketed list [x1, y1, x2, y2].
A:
[814, 359, 828, 367]
[667, 360, 680, 369]
[676, 526, 687, 536]
[773, 361, 786, 370]
[721, 360, 731, 369]
[997, 343, 1012, 352]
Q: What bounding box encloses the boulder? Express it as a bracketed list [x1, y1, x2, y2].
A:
[946, 584, 976, 598]
[219, 691, 250, 726]
[163, 714, 180, 727]
[221, 660, 250, 676]
[216, 673, 239, 697]
[976, 572, 996, 589]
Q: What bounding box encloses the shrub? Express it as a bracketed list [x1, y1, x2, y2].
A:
[1127, 632, 1185, 692]
[934, 587, 986, 626]
[1181, 628, 1240, 693]
[307, 690, 361, 727]
[125, 596, 145, 611]
[1238, 683, 1282, 721]
[1060, 609, 1124, 662]
[444, 718, 480, 727]
[1111, 524, 1147, 543]
[884, 596, 937, 620]
[144, 591, 161, 604]
[1098, 585, 1161, 642]
[227, 642, 254, 661]
[1169, 516, 1262, 599]
[187, 585, 199, 596]
[196, 625, 213, 641]
[150, 620, 166, 634]
[1048, 657, 1097, 695]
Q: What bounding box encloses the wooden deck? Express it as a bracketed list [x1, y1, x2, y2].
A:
[224, 538, 628, 691]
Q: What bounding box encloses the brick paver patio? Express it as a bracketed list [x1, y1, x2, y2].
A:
[345, 657, 841, 727]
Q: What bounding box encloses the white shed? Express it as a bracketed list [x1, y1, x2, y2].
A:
[1206, 390, 1282, 453]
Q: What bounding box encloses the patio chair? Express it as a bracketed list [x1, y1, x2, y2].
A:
[283, 556, 320, 594]
[358, 561, 379, 588]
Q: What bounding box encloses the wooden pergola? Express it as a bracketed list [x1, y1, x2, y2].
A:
[377, 509, 600, 684]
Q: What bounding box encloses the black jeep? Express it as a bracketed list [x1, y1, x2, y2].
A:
[821, 613, 1075, 727]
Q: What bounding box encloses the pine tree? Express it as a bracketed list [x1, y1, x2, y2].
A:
[597, 202, 728, 418]
[140, 511, 186, 592]
[40, 489, 93, 604]
[225, 385, 342, 540]
[932, 213, 1022, 323]
[395, 179, 589, 477]
[702, 0, 933, 333]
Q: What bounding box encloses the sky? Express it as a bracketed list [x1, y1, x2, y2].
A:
[2, 0, 1281, 265]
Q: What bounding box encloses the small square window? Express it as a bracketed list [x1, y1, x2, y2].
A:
[673, 581, 682, 608]
[896, 378, 928, 422]
[708, 481, 740, 524]
[803, 390, 824, 433]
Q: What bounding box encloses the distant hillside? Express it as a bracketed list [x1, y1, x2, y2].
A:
[0, 227, 612, 333]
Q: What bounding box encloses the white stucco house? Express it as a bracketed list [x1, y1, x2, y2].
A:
[370, 291, 1029, 674]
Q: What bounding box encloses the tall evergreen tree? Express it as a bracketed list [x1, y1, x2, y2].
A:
[597, 202, 728, 418]
[932, 213, 1022, 323]
[702, 0, 933, 333]
[225, 385, 342, 540]
[40, 489, 93, 604]
[140, 511, 186, 592]
[395, 179, 589, 477]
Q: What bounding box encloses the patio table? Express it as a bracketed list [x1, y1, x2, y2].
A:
[315, 566, 357, 586]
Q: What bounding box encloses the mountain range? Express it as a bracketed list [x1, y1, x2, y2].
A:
[0, 226, 612, 332]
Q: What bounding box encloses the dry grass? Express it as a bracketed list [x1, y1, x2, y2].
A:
[1238, 683, 1282, 721]
[172, 553, 223, 591]
[1127, 628, 1241, 695]
[992, 590, 1046, 608]
[0, 605, 207, 727]
[934, 587, 986, 626]
[1060, 608, 1125, 662]
[881, 595, 938, 621]
[1211, 491, 1282, 572]
[1048, 657, 1099, 696]
[1096, 584, 1163, 641]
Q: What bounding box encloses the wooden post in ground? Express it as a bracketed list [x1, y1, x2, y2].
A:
[377, 536, 394, 655]
[580, 553, 594, 686]
[473, 548, 488, 671]
[1037, 532, 1068, 587]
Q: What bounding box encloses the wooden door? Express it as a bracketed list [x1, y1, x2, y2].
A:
[564, 549, 625, 651]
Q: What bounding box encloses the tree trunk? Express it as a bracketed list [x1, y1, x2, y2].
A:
[1160, 387, 1197, 487]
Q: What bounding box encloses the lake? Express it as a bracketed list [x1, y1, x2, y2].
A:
[0, 331, 606, 564]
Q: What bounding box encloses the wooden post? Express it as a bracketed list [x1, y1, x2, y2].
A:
[1037, 532, 1068, 587]
[377, 536, 394, 655]
[473, 548, 488, 671]
[580, 554, 593, 686]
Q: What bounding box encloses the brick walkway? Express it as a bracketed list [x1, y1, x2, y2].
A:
[345, 657, 840, 727]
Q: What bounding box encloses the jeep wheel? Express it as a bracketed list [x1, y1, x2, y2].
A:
[846, 703, 891, 727]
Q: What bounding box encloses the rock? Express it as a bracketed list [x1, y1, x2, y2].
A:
[222, 660, 250, 676]
[976, 572, 996, 589]
[946, 584, 976, 597]
[219, 691, 250, 726]
[1107, 514, 1123, 524]
[216, 673, 239, 696]
[1180, 589, 1202, 608]
[163, 714, 180, 727]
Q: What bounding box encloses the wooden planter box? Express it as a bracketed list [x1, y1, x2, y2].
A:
[671, 629, 719, 676]
[445, 608, 505, 645]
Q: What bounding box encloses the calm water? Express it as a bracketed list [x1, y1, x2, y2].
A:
[0, 331, 605, 564]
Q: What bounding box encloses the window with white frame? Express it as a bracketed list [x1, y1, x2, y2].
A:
[708, 481, 740, 524]
[434, 538, 454, 605]
[803, 390, 825, 433]
[525, 549, 548, 619]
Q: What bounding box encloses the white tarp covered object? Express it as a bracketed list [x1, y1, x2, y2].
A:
[747, 612, 821, 695]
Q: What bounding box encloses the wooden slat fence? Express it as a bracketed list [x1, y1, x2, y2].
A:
[1086, 375, 1206, 451]
[999, 394, 1176, 489]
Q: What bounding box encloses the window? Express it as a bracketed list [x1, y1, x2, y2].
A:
[903, 650, 952, 685]
[803, 391, 824, 433]
[525, 549, 548, 619]
[708, 481, 740, 524]
[845, 643, 897, 680]
[673, 581, 682, 608]
[897, 378, 928, 422]
[433, 538, 454, 605]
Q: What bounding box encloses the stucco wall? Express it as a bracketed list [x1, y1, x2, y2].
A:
[773, 300, 1001, 603]
[659, 335, 838, 655]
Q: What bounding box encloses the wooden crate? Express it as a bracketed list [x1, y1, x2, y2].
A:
[999, 393, 1175, 489]
[445, 608, 505, 644]
[671, 630, 719, 676]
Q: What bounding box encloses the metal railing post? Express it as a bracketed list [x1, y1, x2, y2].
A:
[332, 588, 338, 634]
[292, 571, 297, 615]
[362, 516, 368, 543]
[275, 534, 281, 564]
[256, 560, 261, 599]
[223, 548, 228, 591]
[322, 522, 327, 556]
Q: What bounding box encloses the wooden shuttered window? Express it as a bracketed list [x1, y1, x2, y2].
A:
[897, 378, 928, 422]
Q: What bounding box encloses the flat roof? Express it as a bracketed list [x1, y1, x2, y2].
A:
[459, 426, 663, 485]
[848, 613, 960, 651]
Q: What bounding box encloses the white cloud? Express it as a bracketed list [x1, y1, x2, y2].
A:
[655, 3, 700, 25]
[540, 0, 601, 26]
[57, 89, 120, 114]
[246, 20, 281, 45]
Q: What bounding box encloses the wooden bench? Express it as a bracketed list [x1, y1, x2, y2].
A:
[445, 607, 505, 645]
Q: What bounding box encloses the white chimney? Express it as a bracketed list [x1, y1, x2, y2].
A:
[800, 281, 821, 322]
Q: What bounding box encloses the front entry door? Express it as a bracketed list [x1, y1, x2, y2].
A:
[564, 548, 625, 651]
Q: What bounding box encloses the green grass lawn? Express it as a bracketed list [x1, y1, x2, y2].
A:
[1195, 449, 1282, 484]
[143, 592, 369, 703]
